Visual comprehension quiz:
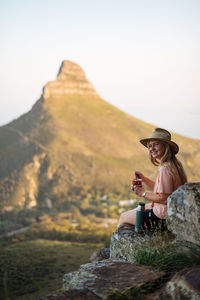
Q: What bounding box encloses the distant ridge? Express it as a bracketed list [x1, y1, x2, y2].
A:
[0, 60, 199, 211]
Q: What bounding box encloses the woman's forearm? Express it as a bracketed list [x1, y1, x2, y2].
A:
[144, 192, 169, 205]
[143, 177, 155, 190]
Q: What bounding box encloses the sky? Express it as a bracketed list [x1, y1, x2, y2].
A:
[1, 0, 200, 139]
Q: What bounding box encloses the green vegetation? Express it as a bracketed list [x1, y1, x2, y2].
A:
[0, 188, 137, 236]
[11, 214, 116, 244]
[0, 205, 119, 300]
[0, 239, 101, 300]
[133, 239, 200, 273]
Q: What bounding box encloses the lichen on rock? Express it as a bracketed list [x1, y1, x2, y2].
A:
[167, 182, 200, 246]
[110, 223, 152, 262]
[156, 266, 200, 300]
[63, 260, 164, 299]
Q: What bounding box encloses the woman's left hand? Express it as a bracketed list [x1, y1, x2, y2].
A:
[134, 186, 145, 197]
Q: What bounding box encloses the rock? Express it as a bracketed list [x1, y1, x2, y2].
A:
[39, 289, 100, 300]
[156, 266, 200, 300]
[90, 250, 102, 262]
[43, 60, 97, 98]
[110, 223, 146, 262]
[167, 183, 200, 246]
[63, 260, 164, 299]
[110, 223, 169, 263]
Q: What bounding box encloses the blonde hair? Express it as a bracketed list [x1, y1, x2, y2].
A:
[148, 141, 187, 185]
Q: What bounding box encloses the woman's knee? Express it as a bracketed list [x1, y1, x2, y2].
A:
[119, 209, 136, 225]
[118, 211, 129, 225]
[118, 211, 126, 222]
[120, 211, 127, 218]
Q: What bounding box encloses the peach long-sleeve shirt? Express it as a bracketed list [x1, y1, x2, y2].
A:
[153, 165, 182, 219]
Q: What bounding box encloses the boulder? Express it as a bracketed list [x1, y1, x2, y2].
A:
[62, 260, 164, 299]
[110, 223, 148, 262]
[110, 223, 170, 263]
[156, 266, 200, 300]
[167, 183, 200, 246]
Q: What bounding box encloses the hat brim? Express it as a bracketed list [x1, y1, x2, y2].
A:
[140, 138, 179, 154]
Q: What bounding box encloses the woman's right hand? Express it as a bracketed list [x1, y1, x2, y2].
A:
[134, 171, 145, 181]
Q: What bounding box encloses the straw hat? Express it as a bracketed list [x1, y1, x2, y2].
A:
[140, 128, 179, 154]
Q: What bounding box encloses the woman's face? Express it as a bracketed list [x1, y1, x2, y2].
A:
[148, 140, 165, 160]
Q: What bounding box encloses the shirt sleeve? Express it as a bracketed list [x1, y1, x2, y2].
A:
[155, 166, 174, 194]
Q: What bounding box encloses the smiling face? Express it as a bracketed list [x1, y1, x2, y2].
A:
[148, 139, 165, 160]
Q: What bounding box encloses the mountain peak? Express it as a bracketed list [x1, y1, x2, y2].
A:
[43, 60, 96, 99]
[57, 60, 88, 81]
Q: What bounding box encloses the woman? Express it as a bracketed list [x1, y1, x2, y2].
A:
[100, 128, 187, 258]
[118, 127, 187, 230]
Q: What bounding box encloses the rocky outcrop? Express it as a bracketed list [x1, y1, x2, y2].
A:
[43, 60, 97, 98]
[167, 183, 200, 246]
[62, 260, 164, 299]
[110, 183, 200, 264]
[156, 266, 200, 300]
[110, 223, 152, 262]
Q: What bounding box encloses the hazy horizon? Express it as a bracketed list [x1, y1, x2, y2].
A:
[1, 0, 200, 139]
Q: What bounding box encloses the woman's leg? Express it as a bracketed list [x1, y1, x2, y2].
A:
[117, 208, 137, 227]
[117, 203, 152, 227]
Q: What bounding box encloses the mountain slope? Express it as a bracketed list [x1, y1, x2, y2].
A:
[0, 60, 199, 211]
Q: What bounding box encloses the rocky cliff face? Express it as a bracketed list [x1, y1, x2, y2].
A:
[43, 61, 97, 98]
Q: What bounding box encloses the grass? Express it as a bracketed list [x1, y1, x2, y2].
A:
[0, 239, 102, 300]
[132, 239, 200, 274]
[0, 213, 116, 300]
